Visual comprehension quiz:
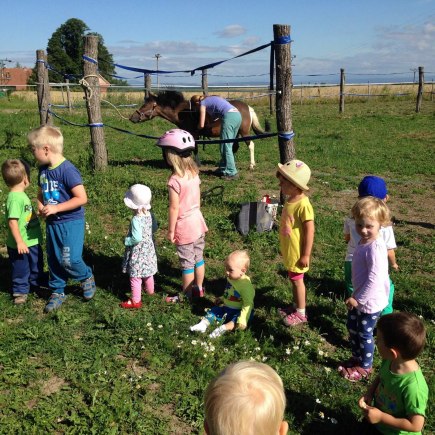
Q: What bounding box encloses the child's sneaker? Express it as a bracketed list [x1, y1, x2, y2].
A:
[81, 275, 96, 301]
[191, 285, 205, 298]
[13, 295, 28, 305]
[277, 306, 296, 318]
[44, 293, 66, 313]
[283, 311, 308, 326]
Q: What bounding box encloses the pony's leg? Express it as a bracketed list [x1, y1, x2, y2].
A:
[248, 140, 255, 170]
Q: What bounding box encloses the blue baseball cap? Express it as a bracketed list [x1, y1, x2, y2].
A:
[358, 176, 387, 199]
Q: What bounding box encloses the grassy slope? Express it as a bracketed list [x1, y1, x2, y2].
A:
[0, 96, 433, 434]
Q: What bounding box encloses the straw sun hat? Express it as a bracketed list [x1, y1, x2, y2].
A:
[277, 160, 311, 191]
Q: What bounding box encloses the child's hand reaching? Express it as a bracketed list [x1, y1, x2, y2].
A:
[345, 297, 358, 310]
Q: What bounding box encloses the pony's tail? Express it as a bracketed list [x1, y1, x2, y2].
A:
[249, 106, 265, 134]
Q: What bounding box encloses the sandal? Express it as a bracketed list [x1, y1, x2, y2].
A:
[338, 365, 372, 382]
[338, 356, 360, 368]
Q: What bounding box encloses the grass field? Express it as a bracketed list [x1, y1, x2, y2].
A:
[0, 95, 433, 434]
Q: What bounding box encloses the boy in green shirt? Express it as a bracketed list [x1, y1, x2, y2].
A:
[359, 312, 428, 434]
[2, 159, 46, 304]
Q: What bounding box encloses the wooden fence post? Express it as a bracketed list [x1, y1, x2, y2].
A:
[269, 45, 275, 114]
[273, 24, 294, 163]
[416, 66, 424, 113]
[82, 35, 108, 171]
[36, 50, 52, 126]
[201, 69, 209, 96]
[66, 78, 72, 112]
[339, 68, 345, 113]
[144, 74, 151, 99]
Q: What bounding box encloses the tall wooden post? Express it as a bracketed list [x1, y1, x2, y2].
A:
[201, 69, 209, 96]
[36, 50, 52, 126]
[82, 35, 108, 170]
[273, 24, 294, 162]
[65, 78, 72, 112]
[144, 74, 151, 99]
[269, 45, 275, 114]
[339, 68, 345, 113]
[416, 66, 424, 113]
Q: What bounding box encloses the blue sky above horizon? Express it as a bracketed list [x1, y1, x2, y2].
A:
[2, 0, 435, 84]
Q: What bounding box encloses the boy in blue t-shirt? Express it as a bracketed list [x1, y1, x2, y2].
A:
[28, 125, 96, 313]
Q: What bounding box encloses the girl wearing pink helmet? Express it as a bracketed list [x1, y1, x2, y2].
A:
[156, 129, 208, 302]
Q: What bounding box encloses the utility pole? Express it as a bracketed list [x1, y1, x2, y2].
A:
[155, 53, 161, 90]
[0, 58, 12, 86]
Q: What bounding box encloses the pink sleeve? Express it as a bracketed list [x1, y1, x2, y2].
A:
[167, 176, 181, 194]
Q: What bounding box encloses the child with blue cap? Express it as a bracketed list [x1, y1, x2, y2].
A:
[343, 175, 399, 315]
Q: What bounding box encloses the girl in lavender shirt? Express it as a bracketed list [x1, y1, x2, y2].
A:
[339, 196, 390, 382]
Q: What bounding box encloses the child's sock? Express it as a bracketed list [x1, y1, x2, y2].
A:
[296, 308, 306, 317]
[209, 325, 227, 339]
[190, 319, 210, 333]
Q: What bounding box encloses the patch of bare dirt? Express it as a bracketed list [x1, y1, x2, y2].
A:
[41, 376, 67, 396]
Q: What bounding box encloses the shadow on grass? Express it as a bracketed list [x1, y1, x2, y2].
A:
[394, 218, 434, 230]
[286, 390, 358, 435]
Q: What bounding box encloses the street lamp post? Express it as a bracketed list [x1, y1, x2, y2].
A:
[155, 54, 161, 90]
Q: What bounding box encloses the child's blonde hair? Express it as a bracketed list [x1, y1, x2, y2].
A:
[1, 159, 29, 187]
[351, 196, 390, 226]
[204, 361, 286, 435]
[226, 249, 250, 271]
[27, 125, 64, 154]
[165, 149, 199, 178]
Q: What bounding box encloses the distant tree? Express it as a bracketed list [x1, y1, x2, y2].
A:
[28, 18, 127, 86]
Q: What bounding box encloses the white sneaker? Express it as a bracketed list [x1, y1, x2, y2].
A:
[190, 323, 207, 333]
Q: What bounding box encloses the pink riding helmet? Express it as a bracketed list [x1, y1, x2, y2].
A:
[156, 129, 196, 154]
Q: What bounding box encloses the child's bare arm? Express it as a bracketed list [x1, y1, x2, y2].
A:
[387, 249, 399, 271]
[167, 187, 179, 242]
[358, 375, 380, 408]
[363, 408, 425, 433]
[298, 220, 314, 268]
[8, 219, 29, 254]
[40, 184, 87, 217]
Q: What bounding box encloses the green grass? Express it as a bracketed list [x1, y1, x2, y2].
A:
[0, 95, 434, 434]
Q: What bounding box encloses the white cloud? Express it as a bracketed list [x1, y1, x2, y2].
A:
[214, 25, 246, 38]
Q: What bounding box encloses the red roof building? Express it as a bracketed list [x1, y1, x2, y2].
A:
[0, 67, 33, 90]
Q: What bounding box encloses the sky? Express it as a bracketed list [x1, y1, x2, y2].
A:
[2, 0, 435, 85]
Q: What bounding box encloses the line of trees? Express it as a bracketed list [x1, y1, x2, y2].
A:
[28, 18, 127, 86]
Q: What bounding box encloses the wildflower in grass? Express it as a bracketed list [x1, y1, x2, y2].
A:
[138, 337, 144, 341]
[223, 348, 228, 352]
[269, 335, 274, 342]
[316, 398, 321, 404]
[285, 348, 291, 355]
[329, 417, 338, 424]
[191, 340, 197, 345]
[319, 411, 325, 419]
[158, 325, 163, 329]
[293, 345, 299, 350]
[262, 356, 268, 362]
[318, 350, 324, 356]
[324, 367, 331, 373]
[255, 347, 261, 352]
[304, 340, 310, 346]
[203, 354, 208, 358]
[104, 236, 108, 240]
[146, 322, 152, 327]
[148, 326, 154, 331]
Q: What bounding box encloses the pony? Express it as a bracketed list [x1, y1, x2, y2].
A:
[129, 91, 264, 169]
